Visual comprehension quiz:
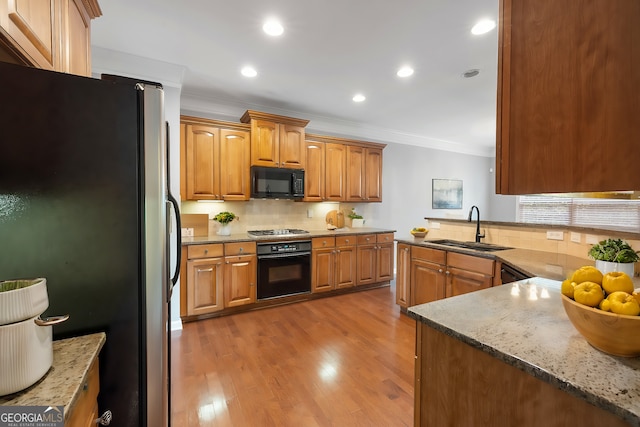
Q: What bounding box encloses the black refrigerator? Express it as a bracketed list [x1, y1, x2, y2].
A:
[0, 60, 181, 427]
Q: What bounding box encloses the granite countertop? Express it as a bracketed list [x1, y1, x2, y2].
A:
[182, 227, 396, 245]
[0, 332, 106, 420]
[408, 278, 640, 426]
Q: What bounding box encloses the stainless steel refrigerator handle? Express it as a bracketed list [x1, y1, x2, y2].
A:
[168, 193, 181, 287]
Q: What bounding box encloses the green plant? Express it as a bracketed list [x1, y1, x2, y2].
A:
[0, 279, 40, 293]
[347, 208, 363, 220]
[588, 238, 639, 263]
[213, 211, 238, 225]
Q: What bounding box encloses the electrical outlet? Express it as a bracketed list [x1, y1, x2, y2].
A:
[307, 209, 313, 218]
[546, 231, 564, 241]
[181, 228, 194, 237]
[570, 232, 581, 243]
[586, 234, 599, 244]
[430, 222, 441, 229]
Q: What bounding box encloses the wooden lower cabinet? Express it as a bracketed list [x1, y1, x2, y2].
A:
[395, 243, 411, 307]
[415, 322, 630, 427]
[66, 358, 99, 427]
[311, 236, 357, 292]
[400, 243, 497, 307]
[224, 253, 256, 307]
[356, 233, 394, 285]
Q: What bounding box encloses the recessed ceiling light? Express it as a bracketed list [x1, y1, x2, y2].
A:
[397, 66, 414, 78]
[352, 94, 366, 102]
[263, 19, 284, 36]
[241, 66, 257, 77]
[471, 19, 496, 35]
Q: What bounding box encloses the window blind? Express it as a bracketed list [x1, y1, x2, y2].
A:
[517, 196, 640, 233]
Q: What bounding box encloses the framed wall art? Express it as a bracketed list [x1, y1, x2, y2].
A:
[432, 179, 463, 209]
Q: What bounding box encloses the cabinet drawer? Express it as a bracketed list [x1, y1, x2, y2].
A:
[376, 233, 394, 244]
[357, 234, 376, 245]
[313, 237, 335, 249]
[447, 252, 495, 276]
[225, 241, 256, 256]
[187, 244, 224, 259]
[336, 235, 356, 246]
[412, 246, 446, 264]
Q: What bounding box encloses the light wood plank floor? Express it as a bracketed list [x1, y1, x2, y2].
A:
[170, 285, 416, 426]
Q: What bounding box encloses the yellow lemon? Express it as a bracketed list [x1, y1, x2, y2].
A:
[633, 292, 640, 306]
[607, 291, 640, 316]
[602, 272, 635, 295]
[573, 281, 604, 307]
[560, 279, 576, 299]
[571, 266, 603, 285]
[598, 299, 611, 312]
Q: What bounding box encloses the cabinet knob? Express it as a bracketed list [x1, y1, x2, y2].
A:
[336, 250, 341, 253]
[204, 249, 209, 254]
[404, 248, 409, 252]
[345, 239, 350, 243]
[239, 247, 244, 253]
[445, 270, 450, 275]
[438, 269, 443, 273]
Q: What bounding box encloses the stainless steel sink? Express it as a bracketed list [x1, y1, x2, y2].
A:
[426, 239, 513, 252]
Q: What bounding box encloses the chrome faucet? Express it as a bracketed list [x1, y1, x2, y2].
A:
[468, 205, 485, 243]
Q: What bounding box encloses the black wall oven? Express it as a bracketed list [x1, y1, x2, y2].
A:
[256, 240, 311, 299]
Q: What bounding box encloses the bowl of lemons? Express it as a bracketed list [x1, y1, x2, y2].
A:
[410, 227, 428, 238]
[560, 265, 640, 357]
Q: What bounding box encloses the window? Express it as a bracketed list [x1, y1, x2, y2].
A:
[517, 195, 640, 233]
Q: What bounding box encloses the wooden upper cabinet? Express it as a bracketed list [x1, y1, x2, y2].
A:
[346, 145, 382, 202]
[182, 117, 251, 201]
[364, 148, 382, 202]
[304, 140, 325, 201]
[219, 128, 250, 200]
[324, 142, 346, 201]
[185, 124, 219, 200]
[240, 110, 309, 169]
[497, 0, 640, 194]
[0, 0, 100, 75]
[0, 0, 56, 70]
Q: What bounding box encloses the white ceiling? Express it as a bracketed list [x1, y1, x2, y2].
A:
[91, 0, 499, 157]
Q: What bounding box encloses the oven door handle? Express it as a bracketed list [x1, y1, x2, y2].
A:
[258, 251, 311, 260]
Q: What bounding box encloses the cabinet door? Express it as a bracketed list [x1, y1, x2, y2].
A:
[62, 0, 91, 76]
[304, 141, 325, 201]
[250, 119, 279, 167]
[219, 128, 250, 200]
[0, 0, 56, 70]
[356, 244, 376, 285]
[224, 254, 256, 307]
[187, 257, 224, 315]
[346, 145, 365, 202]
[446, 266, 493, 298]
[335, 244, 356, 289]
[396, 244, 411, 308]
[312, 247, 335, 292]
[185, 124, 220, 200]
[364, 148, 382, 202]
[325, 142, 346, 201]
[279, 124, 305, 169]
[376, 242, 394, 282]
[411, 259, 445, 306]
[497, 0, 640, 194]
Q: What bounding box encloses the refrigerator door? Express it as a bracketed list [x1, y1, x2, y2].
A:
[0, 61, 170, 427]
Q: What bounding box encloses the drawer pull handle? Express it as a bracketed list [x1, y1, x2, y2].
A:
[95, 410, 112, 425]
[198, 268, 214, 273]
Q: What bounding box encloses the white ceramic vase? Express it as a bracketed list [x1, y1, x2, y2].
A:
[595, 260, 635, 277]
[217, 223, 231, 236]
[351, 218, 364, 228]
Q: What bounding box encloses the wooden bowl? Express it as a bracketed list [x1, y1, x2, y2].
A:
[410, 229, 428, 238]
[561, 294, 640, 357]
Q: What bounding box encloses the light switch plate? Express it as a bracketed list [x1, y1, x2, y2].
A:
[546, 231, 564, 241]
[570, 232, 581, 243]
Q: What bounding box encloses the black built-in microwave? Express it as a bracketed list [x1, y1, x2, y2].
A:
[250, 166, 305, 199]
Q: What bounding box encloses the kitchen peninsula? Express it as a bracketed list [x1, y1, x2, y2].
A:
[409, 278, 640, 427]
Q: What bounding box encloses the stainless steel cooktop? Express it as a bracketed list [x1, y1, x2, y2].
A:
[247, 229, 310, 237]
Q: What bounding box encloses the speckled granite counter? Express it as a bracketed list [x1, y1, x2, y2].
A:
[408, 278, 640, 426]
[182, 227, 396, 245]
[0, 333, 106, 420]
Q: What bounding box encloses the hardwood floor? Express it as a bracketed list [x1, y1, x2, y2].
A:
[170, 285, 416, 426]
